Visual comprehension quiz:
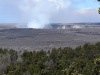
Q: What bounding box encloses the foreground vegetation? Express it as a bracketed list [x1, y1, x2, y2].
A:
[0, 42, 100, 75]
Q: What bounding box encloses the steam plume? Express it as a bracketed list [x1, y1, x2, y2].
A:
[20, 0, 70, 28]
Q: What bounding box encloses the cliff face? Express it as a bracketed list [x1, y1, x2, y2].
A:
[44, 23, 100, 29]
[0, 23, 100, 29]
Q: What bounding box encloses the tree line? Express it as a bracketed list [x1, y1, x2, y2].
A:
[0, 42, 100, 75]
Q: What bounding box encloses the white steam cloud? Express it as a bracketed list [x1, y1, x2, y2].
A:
[19, 0, 71, 28]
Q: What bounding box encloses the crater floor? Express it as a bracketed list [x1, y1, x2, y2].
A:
[0, 28, 100, 51]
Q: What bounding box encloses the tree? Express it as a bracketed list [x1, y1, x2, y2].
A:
[98, 0, 100, 14]
[98, 8, 100, 14]
[0, 42, 100, 75]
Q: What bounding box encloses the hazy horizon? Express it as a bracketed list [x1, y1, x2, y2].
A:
[0, 0, 100, 28]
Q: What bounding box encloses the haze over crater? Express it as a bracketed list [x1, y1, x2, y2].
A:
[0, 0, 100, 28]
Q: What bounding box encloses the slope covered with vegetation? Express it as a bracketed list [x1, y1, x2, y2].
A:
[0, 42, 100, 75]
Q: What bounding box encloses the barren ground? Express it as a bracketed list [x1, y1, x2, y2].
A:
[0, 28, 100, 51]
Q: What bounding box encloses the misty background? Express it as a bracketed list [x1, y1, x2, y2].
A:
[0, 0, 100, 28]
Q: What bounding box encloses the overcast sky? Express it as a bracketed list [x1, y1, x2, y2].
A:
[0, 0, 100, 28]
